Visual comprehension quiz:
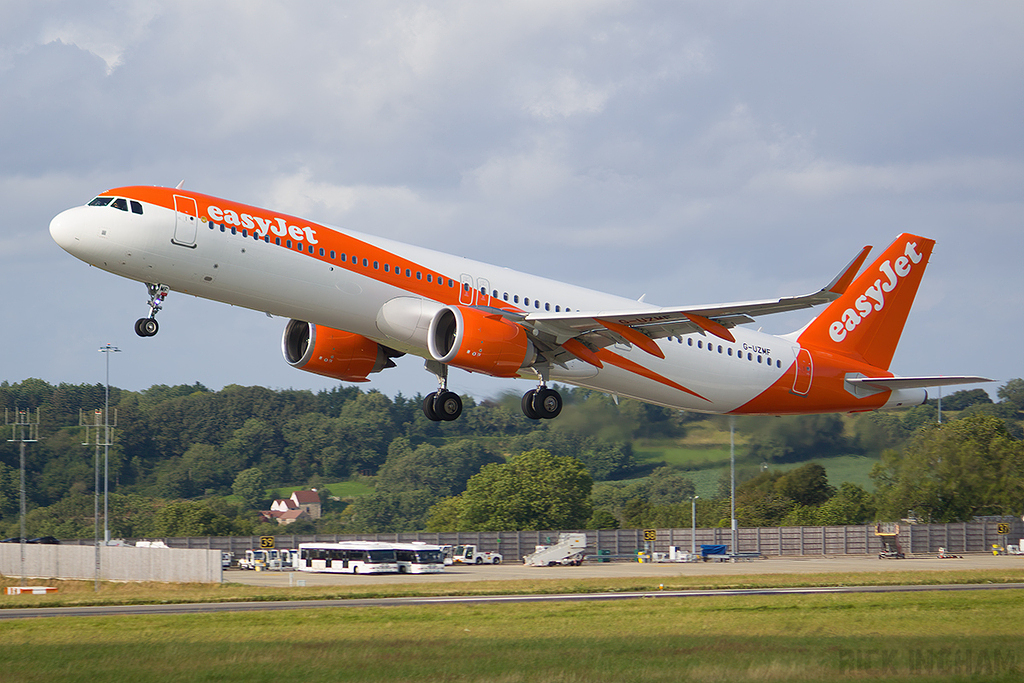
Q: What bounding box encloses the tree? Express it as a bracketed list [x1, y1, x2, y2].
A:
[232, 467, 267, 509]
[815, 483, 873, 525]
[745, 414, 850, 463]
[375, 439, 501, 497]
[151, 500, 234, 537]
[933, 388, 992, 411]
[426, 449, 592, 531]
[998, 378, 1024, 413]
[774, 463, 835, 507]
[872, 414, 1024, 522]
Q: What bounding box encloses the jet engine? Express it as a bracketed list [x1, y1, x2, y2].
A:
[427, 305, 535, 377]
[282, 320, 400, 382]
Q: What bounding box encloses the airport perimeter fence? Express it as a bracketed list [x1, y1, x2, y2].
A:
[60, 519, 1024, 561]
[0, 543, 223, 583]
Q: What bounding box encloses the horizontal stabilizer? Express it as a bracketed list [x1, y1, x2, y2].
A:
[847, 376, 993, 391]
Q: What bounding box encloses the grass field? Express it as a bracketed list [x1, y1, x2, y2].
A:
[2, 584, 1022, 682]
[4, 569, 1024, 682]
[267, 480, 375, 499]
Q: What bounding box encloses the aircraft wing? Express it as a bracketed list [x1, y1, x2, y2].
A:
[517, 244, 872, 365]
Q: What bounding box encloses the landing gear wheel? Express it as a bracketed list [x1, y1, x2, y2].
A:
[434, 390, 463, 421]
[521, 389, 541, 420]
[135, 318, 159, 337]
[423, 392, 441, 421]
[533, 388, 563, 419]
[522, 388, 562, 419]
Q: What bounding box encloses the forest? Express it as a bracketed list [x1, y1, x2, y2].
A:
[1, 377, 1021, 539]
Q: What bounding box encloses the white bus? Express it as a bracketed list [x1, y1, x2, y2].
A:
[298, 542, 399, 574]
[393, 543, 445, 574]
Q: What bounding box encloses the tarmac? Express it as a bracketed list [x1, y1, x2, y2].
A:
[226, 552, 1022, 588]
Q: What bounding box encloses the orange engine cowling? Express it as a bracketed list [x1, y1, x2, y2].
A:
[427, 306, 535, 377]
[282, 320, 399, 382]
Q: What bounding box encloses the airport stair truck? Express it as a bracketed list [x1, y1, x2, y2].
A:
[523, 533, 588, 566]
[875, 522, 905, 559]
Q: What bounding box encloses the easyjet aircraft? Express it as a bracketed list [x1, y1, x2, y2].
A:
[50, 186, 989, 421]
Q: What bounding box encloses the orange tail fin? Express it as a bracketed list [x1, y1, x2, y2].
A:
[798, 233, 934, 370]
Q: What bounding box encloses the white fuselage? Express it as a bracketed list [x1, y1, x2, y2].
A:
[50, 194, 817, 414]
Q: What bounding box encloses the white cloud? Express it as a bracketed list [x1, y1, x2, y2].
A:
[36, 1, 162, 74]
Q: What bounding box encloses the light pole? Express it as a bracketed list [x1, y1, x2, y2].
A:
[99, 344, 120, 544]
[690, 495, 699, 556]
[730, 416, 737, 560]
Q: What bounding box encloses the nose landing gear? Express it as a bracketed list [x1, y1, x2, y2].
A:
[135, 283, 169, 337]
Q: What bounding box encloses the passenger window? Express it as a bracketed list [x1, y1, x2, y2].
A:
[275, 237, 281, 245]
[697, 340, 703, 349]
[111, 198, 128, 211]
[514, 295, 519, 304]
[545, 303, 550, 311]
[555, 305, 560, 312]
[319, 248, 325, 256]
[503, 293, 509, 301]
[524, 297, 530, 306]
[286, 240, 292, 248]
[88, 197, 113, 207]
[688, 338, 693, 347]
[130, 200, 143, 214]
[330, 251, 336, 259]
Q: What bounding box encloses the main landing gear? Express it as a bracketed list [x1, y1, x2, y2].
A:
[522, 386, 562, 420]
[135, 283, 169, 337]
[422, 361, 463, 422]
[421, 361, 564, 422]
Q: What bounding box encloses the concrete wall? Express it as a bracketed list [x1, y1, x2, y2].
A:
[0, 543, 222, 583]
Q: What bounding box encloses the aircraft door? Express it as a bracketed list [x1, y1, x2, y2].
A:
[476, 278, 491, 307]
[172, 195, 198, 248]
[459, 273, 475, 305]
[791, 347, 813, 395]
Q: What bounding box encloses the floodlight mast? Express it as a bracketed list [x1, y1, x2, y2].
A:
[6, 408, 39, 582]
[99, 344, 120, 544]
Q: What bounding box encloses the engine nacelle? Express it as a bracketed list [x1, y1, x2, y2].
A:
[427, 305, 535, 377]
[282, 320, 398, 382]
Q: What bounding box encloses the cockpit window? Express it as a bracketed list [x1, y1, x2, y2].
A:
[88, 197, 113, 207]
[130, 200, 143, 214]
[111, 198, 128, 211]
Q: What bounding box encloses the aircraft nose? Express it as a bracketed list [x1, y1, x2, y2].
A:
[49, 207, 84, 253]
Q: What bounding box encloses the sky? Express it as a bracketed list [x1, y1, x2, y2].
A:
[1, 1, 1021, 405]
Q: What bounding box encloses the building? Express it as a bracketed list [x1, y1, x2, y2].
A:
[260, 489, 322, 525]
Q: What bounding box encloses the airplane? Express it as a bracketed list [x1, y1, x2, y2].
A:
[49, 186, 990, 422]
